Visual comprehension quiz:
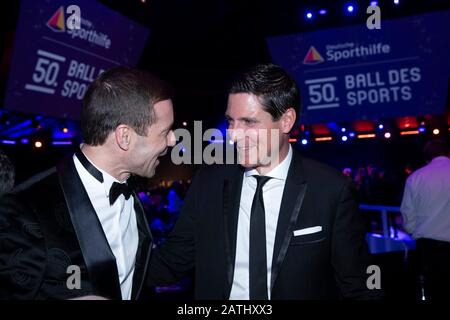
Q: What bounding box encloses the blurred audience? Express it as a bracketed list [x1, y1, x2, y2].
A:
[344, 164, 401, 205]
[137, 180, 190, 246]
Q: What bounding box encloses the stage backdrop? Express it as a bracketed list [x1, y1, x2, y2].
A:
[267, 11, 450, 124]
[4, 0, 150, 119]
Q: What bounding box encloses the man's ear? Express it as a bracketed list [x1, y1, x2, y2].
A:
[280, 108, 297, 134]
[115, 125, 132, 151]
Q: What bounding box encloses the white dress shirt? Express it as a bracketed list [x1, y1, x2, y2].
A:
[73, 154, 139, 300]
[401, 156, 450, 243]
[229, 144, 293, 300]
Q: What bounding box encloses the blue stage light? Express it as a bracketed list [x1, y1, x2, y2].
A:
[1, 140, 16, 145]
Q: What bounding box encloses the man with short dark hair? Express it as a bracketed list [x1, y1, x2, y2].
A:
[0, 148, 15, 196]
[148, 64, 377, 299]
[0, 67, 176, 300]
[401, 139, 450, 300]
[423, 139, 449, 162]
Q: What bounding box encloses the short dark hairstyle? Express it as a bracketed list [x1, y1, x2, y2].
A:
[423, 139, 449, 161]
[229, 63, 300, 121]
[81, 67, 173, 146]
[0, 149, 15, 196]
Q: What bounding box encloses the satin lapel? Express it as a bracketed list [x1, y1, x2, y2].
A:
[57, 157, 122, 300]
[270, 151, 308, 291]
[223, 166, 244, 298]
[131, 192, 153, 300]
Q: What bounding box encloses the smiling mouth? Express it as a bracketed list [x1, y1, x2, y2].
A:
[237, 146, 255, 151]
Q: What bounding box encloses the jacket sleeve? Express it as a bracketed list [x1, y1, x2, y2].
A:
[146, 169, 202, 286]
[0, 194, 47, 300]
[331, 179, 383, 299]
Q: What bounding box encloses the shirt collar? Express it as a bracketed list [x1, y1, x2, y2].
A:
[244, 144, 293, 181]
[73, 152, 123, 198]
[431, 156, 450, 163]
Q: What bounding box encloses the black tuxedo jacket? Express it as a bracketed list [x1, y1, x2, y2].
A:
[148, 149, 376, 299]
[0, 157, 152, 300]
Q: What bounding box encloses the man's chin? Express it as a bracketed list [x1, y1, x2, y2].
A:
[147, 168, 156, 178]
[237, 150, 257, 165]
[237, 156, 259, 169]
[136, 167, 156, 179]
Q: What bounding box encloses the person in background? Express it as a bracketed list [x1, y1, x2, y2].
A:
[342, 167, 353, 179]
[401, 139, 450, 300]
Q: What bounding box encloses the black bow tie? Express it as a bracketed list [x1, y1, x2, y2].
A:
[109, 182, 133, 205]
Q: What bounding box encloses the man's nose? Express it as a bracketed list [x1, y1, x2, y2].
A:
[168, 130, 176, 147]
[228, 128, 245, 143]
